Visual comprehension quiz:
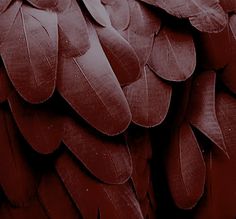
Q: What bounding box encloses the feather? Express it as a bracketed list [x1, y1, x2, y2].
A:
[82, 0, 111, 27]
[0, 0, 22, 47]
[39, 172, 82, 219]
[57, 22, 131, 136]
[0, 64, 12, 102]
[220, 0, 236, 13]
[102, 0, 130, 30]
[58, 0, 90, 57]
[128, 0, 161, 36]
[56, 152, 144, 219]
[198, 24, 233, 70]
[0, 0, 12, 13]
[63, 116, 132, 184]
[140, 0, 227, 33]
[127, 0, 161, 67]
[8, 92, 63, 154]
[26, 0, 71, 11]
[0, 198, 48, 219]
[187, 71, 227, 154]
[229, 14, 236, 39]
[148, 25, 196, 82]
[0, 107, 36, 206]
[1, 5, 58, 103]
[127, 127, 152, 201]
[123, 66, 172, 127]
[96, 26, 141, 85]
[166, 122, 206, 209]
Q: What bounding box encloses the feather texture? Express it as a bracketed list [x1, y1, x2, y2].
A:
[148, 25, 196, 81]
[57, 22, 131, 135]
[0, 0, 12, 13]
[58, 0, 90, 57]
[96, 26, 141, 85]
[63, 116, 132, 184]
[56, 152, 144, 219]
[123, 66, 172, 127]
[166, 122, 206, 209]
[1, 5, 58, 103]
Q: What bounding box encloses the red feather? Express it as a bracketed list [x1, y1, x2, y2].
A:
[96, 26, 141, 85]
[26, 0, 71, 11]
[1, 5, 58, 103]
[123, 66, 172, 127]
[63, 116, 132, 184]
[8, 92, 63, 154]
[57, 22, 131, 135]
[140, 0, 227, 33]
[0, 107, 37, 206]
[82, 0, 111, 27]
[58, 0, 90, 57]
[166, 122, 206, 209]
[39, 172, 82, 219]
[102, 0, 130, 30]
[0, 64, 12, 102]
[187, 71, 227, 154]
[56, 152, 143, 219]
[148, 25, 196, 81]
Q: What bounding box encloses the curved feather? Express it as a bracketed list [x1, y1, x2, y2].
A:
[82, 0, 111, 27]
[148, 26, 196, 82]
[187, 71, 227, 153]
[102, 0, 130, 30]
[96, 26, 141, 85]
[58, 0, 90, 57]
[0, 0, 12, 13]
[57, 22, 131, 136]
[39, 172, 82, 219]
[26, 0, 71, 11]
[0, 65, 12, 102]
[140, 0, 227, 33]
[1, 5, 58, 103]
[63, 116, 132, 184]
[56, 152, 144, 219]
[8, 92, 63, 154]
[166, 122, 206, 209]
[0, 0, 22, 47]
[123, 66, 172, 127]
[220, 0, 236, 12]
[0, 107, 36, 206]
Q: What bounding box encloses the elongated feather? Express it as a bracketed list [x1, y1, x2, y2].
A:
[0, 0, 12, 13]
[0, 0, 22, 47]
[123, 66, 172, 127]
[102, 0, 130, 30]
[82, 0, 111, 27]
[0, 198, 48, 219]
[0, 65, 12, 102]
[63, 116, 132, 184]
[127, 127, 152, 201]
[96, 26, 141, 85]
[58, 0, 90, 57]
[39, 172, 82, 219]
[187, 71, 227, 153]
[56, 152, 144, 219]
[0, 107, 36, 206]
[167, 122, 206, 209]
[26, 0, 71, 11]
[57, 22, 131, 136]
[8, 92, 63, 154]
[140, 0, 227, 33]
[148, 26, 196, 81]
[1, 5, 58, 103]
